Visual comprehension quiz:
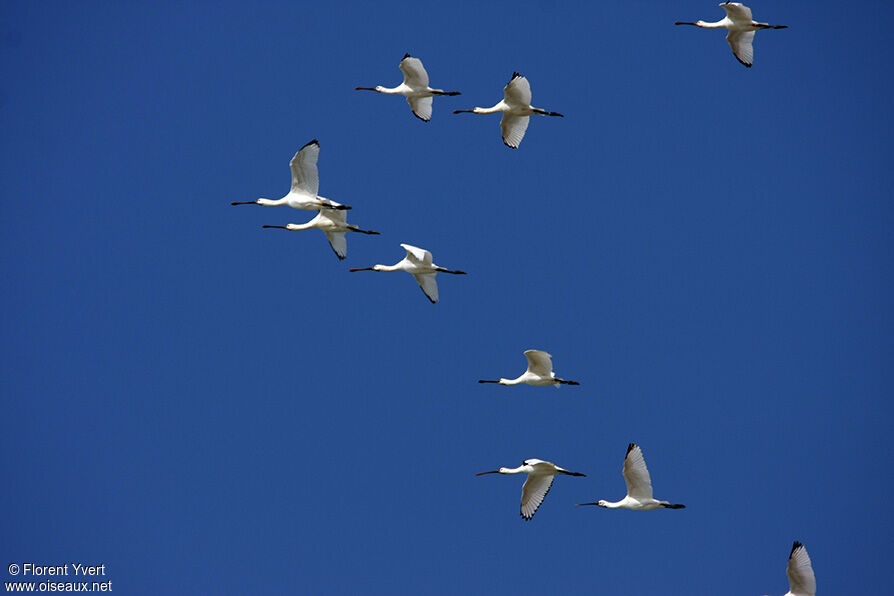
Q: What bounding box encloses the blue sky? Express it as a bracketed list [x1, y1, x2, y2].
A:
[1, 1, 891, 594]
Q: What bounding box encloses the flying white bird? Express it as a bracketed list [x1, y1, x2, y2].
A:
[231, 140, 351, 210]
[453, 72, 563, 148]
[262, 209, 379, 261]
[349, 243, 466, 304]
[577, 443, 685, 510]
[477, 459, 586, 520]
[478, 350, 579, 387]
[355, 54, 461, 122]
[781, 541, 816, 596]
[675, 2, 787, 68]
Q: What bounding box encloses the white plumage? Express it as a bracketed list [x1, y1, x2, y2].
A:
[349, 243, 466, 303]
[262, 209, 379, 261]
[674, 2, 787, 68]
[231, 140, 350, 210]
[478, 350, 579, 387]
[355, 54, 461, 122]
[784, 541, 816, 596]
[477, 459, 586, 520]
[453, 73, 563, 148]
[577, 443, 685, 510]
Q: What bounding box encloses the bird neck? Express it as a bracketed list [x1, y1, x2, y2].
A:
[697, 19, 728, 29]
[476, 104, 505, 115]
[256, 197, 284, 206]
[374, 263, 404, 272]
[500, 466, 527, 475]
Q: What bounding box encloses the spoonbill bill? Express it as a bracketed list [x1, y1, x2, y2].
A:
[577, 443, 685, 510]
[478, 350, 579, 387]
[262, 209, 379, 261]
[477, 459, 586, 520]
[349, 243, 466, 304]
[674, 2, 787, 68]
[231, 140, 351, 210]
[781, 541, 816, 596]
[355, 54, 461, 122]
[453, 72, 563, 148]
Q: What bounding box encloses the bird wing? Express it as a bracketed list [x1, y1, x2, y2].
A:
[721, 2, 753, 24]
[407, 96, 433, 122]
[412, 273, 439, 304]
[324, 231, 347, 261]
[289, 139, 320, 196]
[520, 472, 555, 520]
[399, 54, 429, 87]
[319, 207, 347, 225]
[401, 243, 433, 265]
[623, 443, 654, 500]
[500, 114, 530, 149]
[786, 542, 816, 596]
[503, 73, 532, 107]
[726, 30, 755, 67]
[523, 350, 553, 377]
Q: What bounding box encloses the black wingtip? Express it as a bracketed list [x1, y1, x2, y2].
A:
[301, 139, 320, 150]
[626, 443, 638, 456]
[511, 71, 521, 80]
[403, 52, 412, 59]
[790, 541, 804, 556]
[664, 503, 686, 509]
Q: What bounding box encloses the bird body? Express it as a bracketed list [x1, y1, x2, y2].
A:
[674, 2, 787, 67]
[231, 140, 351, 210]
[783, 541, 816, 596]
[479, 350, 579, 387]
[355, 54, 461, 121]
[349, 243, 466, 303]
[262, 209, 379, 261]
[477, 459, 585, 520]
[453, 73, 563, 148]
[578, 443, 685, 511]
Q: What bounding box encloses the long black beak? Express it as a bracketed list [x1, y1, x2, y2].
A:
[476, 470, 500, 476]
[262, 225, 288, 230]
[575, 502, 600, 507]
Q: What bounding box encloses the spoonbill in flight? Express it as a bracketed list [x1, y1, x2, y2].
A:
[355, 54, 461, 122]
[453, 72, 563, 148]
[577, 443, 685, 510]
[780, 541, 816, 596]
[349, 243, 466, 304]
[478, 350, 579, 387]
[262, 209, 379, 261]
[477, 459, 586, 520]
[231, 140, 351, 210]
[674, 2, 787, 68]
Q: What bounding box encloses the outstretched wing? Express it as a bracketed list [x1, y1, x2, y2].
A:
[523, 350, 553, 377]
[520, 473, 554, 520]
[503, 72, 532, 107]
[413, 273, 439, 304]
[324, 231, 347, 261]
[727, 30, 755, 67]
[407, 96, 433, 122]
[623, 443, 654, 500]
[721, 2, 753, 25]
[399, 54, 429, 87]
[401, 243, 433, 265]
[290, 139, 320, 196]
[787, 542, 816, 596]
[501, 114, 530, 149]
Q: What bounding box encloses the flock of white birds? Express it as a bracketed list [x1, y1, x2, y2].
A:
[231, 3, 815, 593]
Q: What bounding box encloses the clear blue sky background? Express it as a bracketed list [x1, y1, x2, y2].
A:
[2, 1, 891, 594]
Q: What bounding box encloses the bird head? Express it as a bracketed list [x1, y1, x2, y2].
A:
[595, 500, 608, 508]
